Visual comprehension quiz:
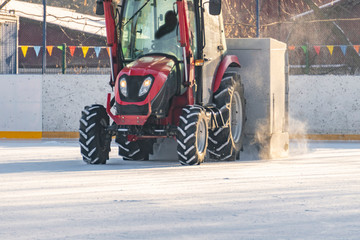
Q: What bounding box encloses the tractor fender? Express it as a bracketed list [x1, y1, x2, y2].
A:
[212, 55, 241, 93]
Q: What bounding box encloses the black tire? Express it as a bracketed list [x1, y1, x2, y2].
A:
[177, 105, 208, 165]
[79, 105, 111, 164]
[115, 134, 154, 160]
[208, 71, 246, 161]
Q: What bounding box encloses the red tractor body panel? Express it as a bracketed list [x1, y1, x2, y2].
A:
[212, 55, 241, 92]
[114, 56, 175, 106]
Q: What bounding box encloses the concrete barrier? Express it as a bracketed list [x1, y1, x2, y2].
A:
[1, 74, 360, 139]
[42, 74, 109, 138]
[0, 74, 110, 138]
[0, 75, 42, 138]
[289, 75, 360, 140]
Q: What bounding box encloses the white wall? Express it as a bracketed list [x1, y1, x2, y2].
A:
[0, 74, 110, 135]
[1, 74, 360, 136]
[0, 75, 42, 132]
[289, 75, 360, 135]
[42, 75, 110, 132]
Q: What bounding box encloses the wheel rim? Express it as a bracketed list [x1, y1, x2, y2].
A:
[197, 118, 206, 153]
[230, 91, 243, 143]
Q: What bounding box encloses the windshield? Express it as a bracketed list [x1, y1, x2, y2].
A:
[120, 0, 181, 61]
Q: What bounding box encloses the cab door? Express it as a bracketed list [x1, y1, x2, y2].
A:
[201, 3, 227, 104]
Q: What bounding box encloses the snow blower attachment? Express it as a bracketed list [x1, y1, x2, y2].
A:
[79, 0, 288, 165]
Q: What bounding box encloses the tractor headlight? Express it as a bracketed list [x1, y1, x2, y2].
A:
[119, 77, 128, 97]
[138, 76, 153, 97]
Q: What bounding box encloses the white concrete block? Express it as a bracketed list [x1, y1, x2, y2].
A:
[0, 75, 42, 132]
[42, 74, 111, 132]
[289, 75, 360, 135]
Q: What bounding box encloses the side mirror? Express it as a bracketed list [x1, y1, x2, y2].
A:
[209, 0, 221, 16]
[96, 0, 104, 16]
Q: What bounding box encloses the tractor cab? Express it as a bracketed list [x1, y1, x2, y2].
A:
[121, 0, 182, 61]
[114, 0, 186, 120]
[97, 0, 226, 108]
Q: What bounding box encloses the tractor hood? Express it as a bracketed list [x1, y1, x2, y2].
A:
[114, 55, 178, 121]
[121, 55, 176, 77]
[115, 55, 176, 104]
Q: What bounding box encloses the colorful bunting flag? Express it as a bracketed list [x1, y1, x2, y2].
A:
[94, 47, 101, 58]
[354, 45, 360, 54]
[69, 46, 76, 56]
[313, 46, 321, 55]
[34, 46, 41, 57]
[301, 45, 307, 53]
[327, 45, 334, 55]
[81, 46, 89, 58]
[19, 44, 360, 61]
[340, 45, 347, 56]
[46, 46, 54, 56]
[21, 46, 29, 58]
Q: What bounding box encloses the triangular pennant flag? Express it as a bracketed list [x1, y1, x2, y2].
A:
[69, 46, 76, 56]
[21, 46, 29, 58]
[313, 46, 321, 55]
[33, 46, 41, 57]
[288, 45, 295, 51]
[301, 45, 307, 53]
[57, 45, 64, 51]
[46, 46, 54, 56]
[327, 45, 334, 55]
[94, 47, 101, 58]
[340, 45, 347, 56]
[82, 46, 89, 58]
[353, 45, 360, 54]
[106, 47, 110, 56]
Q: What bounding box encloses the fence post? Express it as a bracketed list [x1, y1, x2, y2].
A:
[42, 0, 46, 74]
[62, 43, 66, 74]
[305, 43, 309, 74]
[256, 0, 260, 37]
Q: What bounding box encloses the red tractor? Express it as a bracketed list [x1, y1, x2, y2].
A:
[79, 0, 246, 165]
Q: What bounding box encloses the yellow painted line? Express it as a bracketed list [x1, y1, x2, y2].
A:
[290, 134, 360, 141]
[1, 132, 359, 141]
[42, 132, 79, 139]
[0, 131, 42, 139]
[42, 132, 115, 139]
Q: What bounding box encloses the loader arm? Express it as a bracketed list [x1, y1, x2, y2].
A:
[102, 0, 123, 86]
[177, 0, 195, 105]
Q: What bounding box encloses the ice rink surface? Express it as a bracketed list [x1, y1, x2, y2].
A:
[1, 139, 359, 240]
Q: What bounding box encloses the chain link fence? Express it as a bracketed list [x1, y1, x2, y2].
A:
[17, 44, 110, 74]
[0, 14, 17, 74]
[223, 0, 360, 75]
[2, 0, 360, 75]
[1, 5, 109, 75]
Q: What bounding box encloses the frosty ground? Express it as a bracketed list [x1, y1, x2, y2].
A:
[0, 139, 359, 240]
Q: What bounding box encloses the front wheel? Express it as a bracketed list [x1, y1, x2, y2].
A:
[79, 105, 111, 164]
[177, 106, 208, 165]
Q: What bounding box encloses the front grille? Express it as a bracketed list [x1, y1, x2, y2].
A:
[116, 103, 149, 116]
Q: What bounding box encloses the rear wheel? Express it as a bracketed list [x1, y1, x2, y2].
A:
[208, 71, 246, 161]
[79, 105, 111, 164]
[115, 134, 154, 160]
[177, 106, 208, 165]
